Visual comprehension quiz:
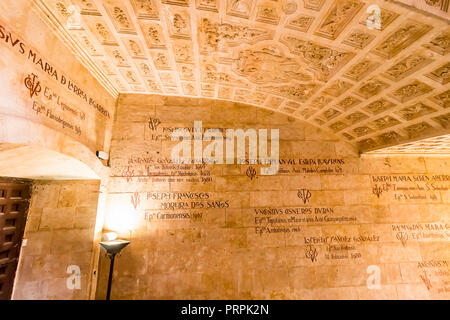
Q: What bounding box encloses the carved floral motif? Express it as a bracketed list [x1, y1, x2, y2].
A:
[168, 11, 191, 39]
[285, 15, 315, 32]
[397, 102, 436, 120]
[303, 0, 325, 11]
[391, 80, 433, 103]
[355, 79, 389, 99]
[322, 108, 342, 120]
[429, 89, 450, 108]
[264, 83, 320, 102]
[232, 45, 312, 84]
[423, 31, 450, 55]
[354, 126, 374, 137]
[373, 20, 432, 59]
[315, 0, 363, 40]
[130, 0, 158, 20]
[196, 0, 219, 12]
[323, 80, 353, 97]
[405, 122, 434, 138]
[256, 1, 281, 25]
[345, 111, 368, 124]
[280, 36, 354, 81]
[378, 131, 401, 143]
[364, 98, 396, 115]
[344, 59, 380, 82]
[383, 54, 432, 82]
[342, 30, 375, 49]
[335, 96, 362, 111]
[330, 121, 347, 132]
[370, 116, 400, 129]
[426, 62, 450, 84]
[432, 112, 450, 128]
[227, 0, 253, 19]
[199, 18, 273, 54]
[140, 22, 165, 48]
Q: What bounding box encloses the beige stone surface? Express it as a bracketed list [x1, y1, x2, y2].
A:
[12, 180, 101, 300]
[0, 0, 448, 301]
[94, 94, 450, 300]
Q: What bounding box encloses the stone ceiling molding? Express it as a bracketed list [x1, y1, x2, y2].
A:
[31, 0, 450, 153]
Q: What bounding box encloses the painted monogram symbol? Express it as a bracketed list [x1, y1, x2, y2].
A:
[305, 245, 318, 262]
[24, 73, 42, 98]
[148, 117, 161, 131]
[122, 166, 135, 182]
[396, 231, 408, 247]
[372, 184, 383, 198]
[297, 189, 312, 204]
[131, 192, 140, 210]
[246, 166, 257, 180]
[420, 270, 432, 291]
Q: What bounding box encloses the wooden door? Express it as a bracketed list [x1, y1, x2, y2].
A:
[0, 178, 31, 300]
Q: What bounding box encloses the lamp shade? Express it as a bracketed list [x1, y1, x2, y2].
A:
[100, 239, 130, 255]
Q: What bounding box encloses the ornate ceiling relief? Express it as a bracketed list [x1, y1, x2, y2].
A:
[367, 134, 450, 154]
[231, 44, 312, 84]
[198, 18, 273, 53]
[373, 20, 433, 59]
[342, 30, 375, 49]
[196, 0, 219, 12]
[395, 0, 449, 21]
[303, 0, 325, 11]
[72, 0, 101, 16]
[104, 1, 136, 34]
[280, 36, 354, 81]
[255, 0, 282, 25]
[423, 31, 450, 55]
[36, 0, 450, 152]
[264, 83, 320, 102]
[382, 54, 433, 82]
[396, 102, 437, 121]
[285, 14, 315, 32]
[429, 89, 450, 108]
[130, 0, 159, 19]
[343, 59, 380, 81]
[390, 80, 433, 103]
[323, 80, 353, 97]
[227, 0, 253, 19]
[364, 98, 397, 115]
[167, 8, 191, 39]
[314, 0, 363, 40]
[358, 7, 399, 31]
[426, 62, 450, 84]
[355, 79, 390, 99]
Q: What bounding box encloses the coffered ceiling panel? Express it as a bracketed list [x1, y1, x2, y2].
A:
[32, 0, 450, 152]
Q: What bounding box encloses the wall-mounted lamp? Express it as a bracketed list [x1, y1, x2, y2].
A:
[99, 232, 130, 300]
[96, 150, 109, 160]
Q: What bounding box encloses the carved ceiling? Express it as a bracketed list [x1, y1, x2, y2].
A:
[33, 0, 450, 152]
[366, 133, 450, 154]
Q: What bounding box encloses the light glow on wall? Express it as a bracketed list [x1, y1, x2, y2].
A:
[103, 196, 141, 234]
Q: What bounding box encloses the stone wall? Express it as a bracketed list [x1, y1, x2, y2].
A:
[0, 0, 115, 177]
[13, 180, 100, 299]
[98, 94, 450, 300]
[0, 0, 116, 300]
